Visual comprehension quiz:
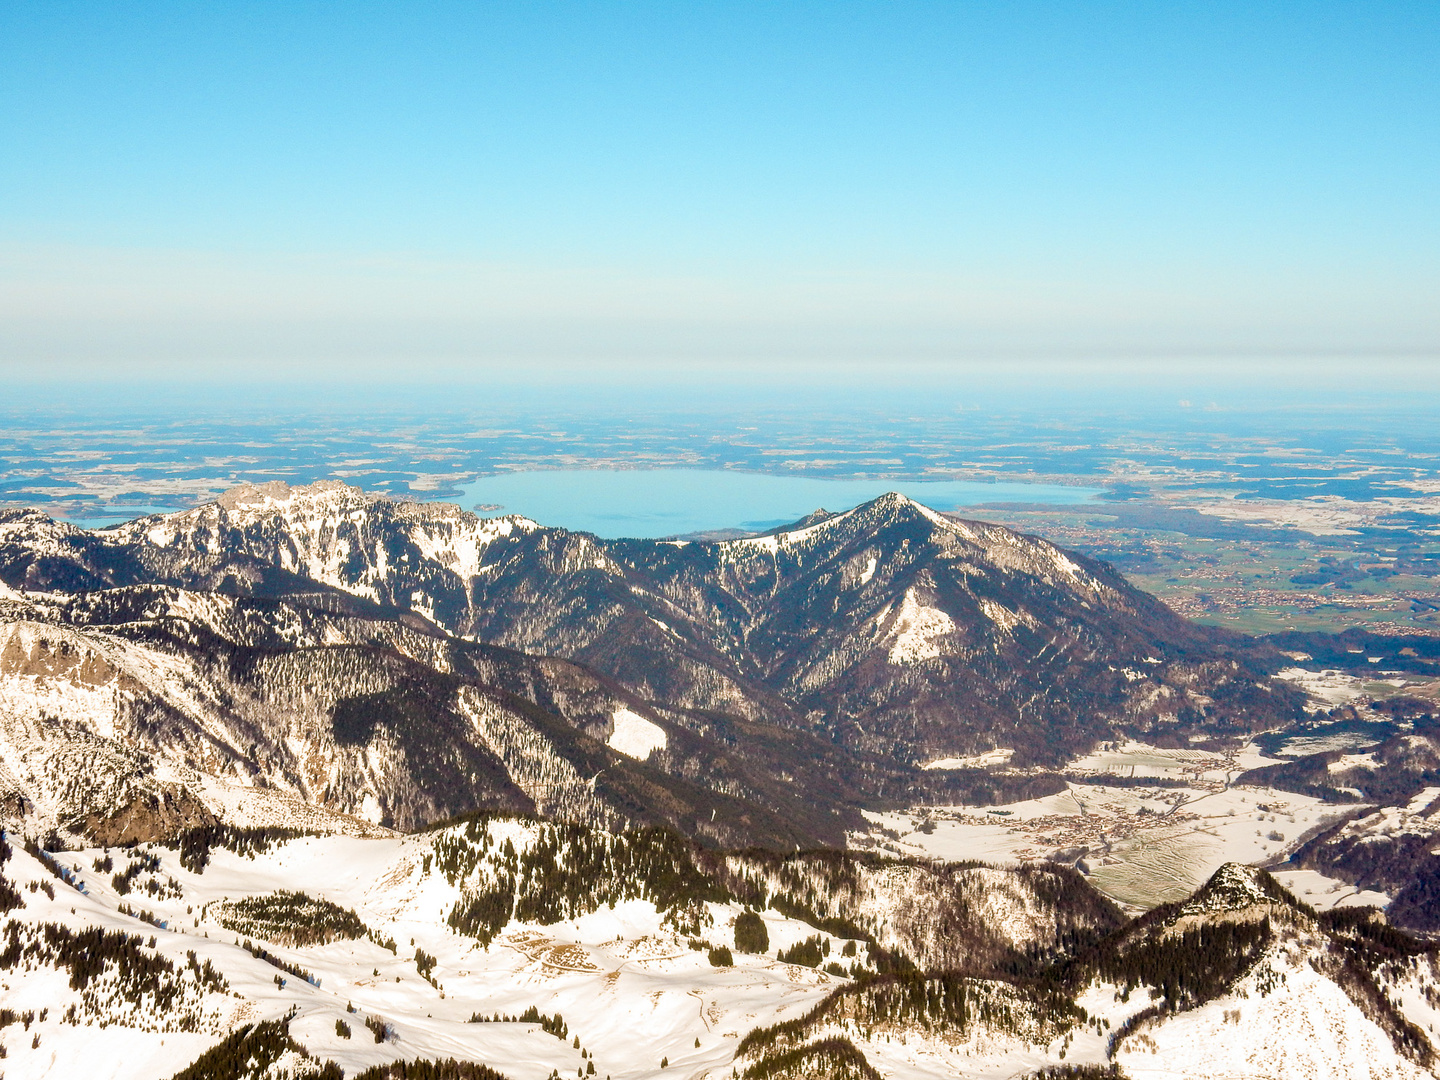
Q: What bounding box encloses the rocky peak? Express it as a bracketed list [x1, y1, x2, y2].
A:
[844, 490, 951, 532]
[215, 479, 347, 510]
[1175, 862, 1295, 919]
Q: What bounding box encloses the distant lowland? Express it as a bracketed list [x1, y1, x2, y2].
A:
[5, 402, 1440, 635]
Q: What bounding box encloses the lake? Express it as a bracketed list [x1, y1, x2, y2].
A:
[456, 469, 1101, 538]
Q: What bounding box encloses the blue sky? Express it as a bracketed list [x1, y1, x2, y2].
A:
[1, 2, 1437, 387]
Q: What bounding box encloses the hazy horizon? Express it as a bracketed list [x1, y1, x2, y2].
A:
[3, 3, 1436, 385]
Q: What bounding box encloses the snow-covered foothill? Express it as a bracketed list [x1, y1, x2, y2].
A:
[0, 823, 858, 1080]
[1115, 944, 1433, 1080]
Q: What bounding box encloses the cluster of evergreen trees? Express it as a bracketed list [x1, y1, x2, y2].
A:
[214, 890, 366, 947]
[115, 900, 166, 929]
[740, 970, 1083, 1064]
[1094, 919, 1271, 1011]
[733, 910, 769, 953]
[738, 1036, 880, 1080]
[23, 839, 82, 894]
[350, 1060, 510, 1080]
[0, 919, 226, 1033]
[110, 849, 181, 899]
[236, 937, 319, 987]
[0, 835, 22, 912]
[776, 935, 828, 968]
[436, 816, 724, 946]
[172, 824, 313, 874]
[469, 1005, 568, 1039]
[167, 1019, 343, 1080]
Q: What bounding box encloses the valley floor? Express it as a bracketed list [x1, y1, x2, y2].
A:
[857, 739, 1395, 910]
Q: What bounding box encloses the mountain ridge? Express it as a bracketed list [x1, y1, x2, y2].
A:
[3, 483, 1302, 763]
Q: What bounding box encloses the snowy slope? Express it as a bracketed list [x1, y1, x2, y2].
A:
[733, 863, 1440, 1080]
[0, 818, 1094, 1080]
[1, 819, 1436, 1079]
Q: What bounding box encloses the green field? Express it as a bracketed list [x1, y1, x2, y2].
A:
[967, 503, 1440, 636]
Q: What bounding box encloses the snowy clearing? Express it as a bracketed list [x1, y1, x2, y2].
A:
[606, 708, 667, 761]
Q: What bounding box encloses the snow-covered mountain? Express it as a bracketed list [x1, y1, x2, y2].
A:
[0, 483, 1314, 853]
[0, 481, 1434, 1078]
[2, 482, 1298, 773]
[0, 579, 859, 850]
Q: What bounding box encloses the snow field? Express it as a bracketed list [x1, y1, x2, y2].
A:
[0, 829, 849, 1080]
[1114, 944, 1433, 1080]
[1269, 869, 1392, 910]
[605, 709, 667, 762]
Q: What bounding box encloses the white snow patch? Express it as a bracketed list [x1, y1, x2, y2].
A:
[1049, 546, 1085, 580]
[979, 597, 1030, 633]
[922, 748, 1014, 770]
[729, 533, 778, 554]
[892, 494, 954, 530]
[886, 589, 955, 665]
[1327, 752, 1379, 773]
[1409, 786, 1440, 814]
[720, 507, 861, 557]
[1275, 667, 1368, 710]
[607, 708, 667, 761]
[1269, 869, 1392, 910]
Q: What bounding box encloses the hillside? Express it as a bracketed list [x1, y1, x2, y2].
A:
[0, 815, 1123, 1079]
[0, 581, 865, 849]
[736, 862, 1440, 1080]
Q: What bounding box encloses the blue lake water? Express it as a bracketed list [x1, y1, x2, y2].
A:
[456, 470, 1102, 538]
